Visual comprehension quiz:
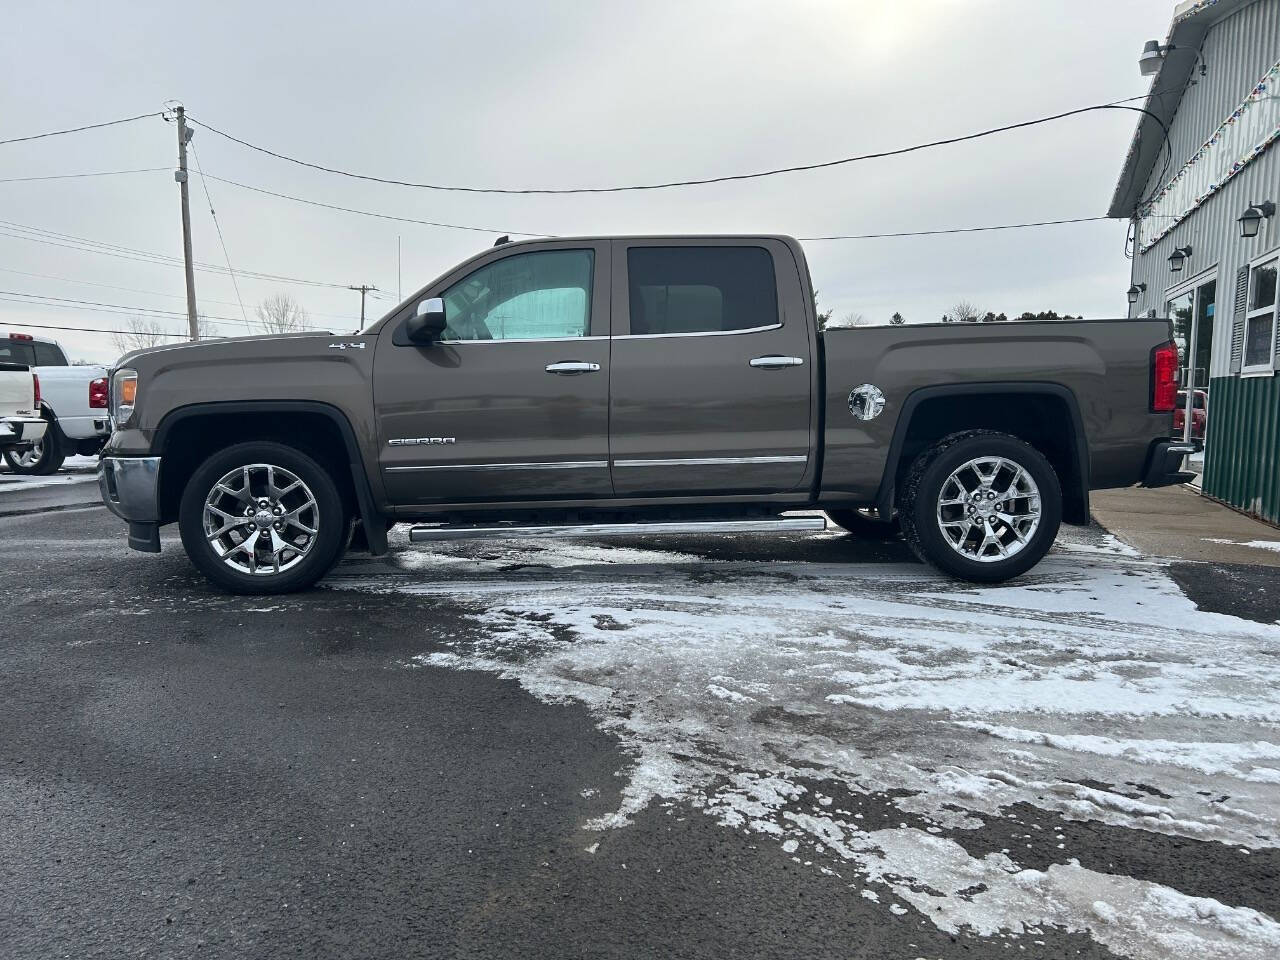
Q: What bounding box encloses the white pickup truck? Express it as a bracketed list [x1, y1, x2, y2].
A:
[0, 332, 110, 474]
[0, 361, 46, 459]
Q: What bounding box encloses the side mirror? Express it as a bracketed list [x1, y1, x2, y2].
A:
[406, 297, 447, 342]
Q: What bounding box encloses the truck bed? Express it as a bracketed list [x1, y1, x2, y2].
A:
[818, 318, 1174, 510]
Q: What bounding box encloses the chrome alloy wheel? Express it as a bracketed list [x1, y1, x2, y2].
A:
[202, 464, 320, 576]
[935, 456, 1041, 563]
[10, 439, 43, 469]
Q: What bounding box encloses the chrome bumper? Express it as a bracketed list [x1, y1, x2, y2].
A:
[0, 416, 47, 447]
[98, 456, 162, 552]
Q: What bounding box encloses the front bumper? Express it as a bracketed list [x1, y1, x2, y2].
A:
[98, 456, 162, 552]
[0, 416, 47, 450]
[1141, 440, 1198, 488]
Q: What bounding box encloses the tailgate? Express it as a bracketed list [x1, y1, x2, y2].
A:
[0, 363, 34, 415]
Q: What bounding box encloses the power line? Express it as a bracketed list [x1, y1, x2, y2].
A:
[190, 145, 249, 324]
[0, 167, 169, 183]
[186, 95, 1158, 195]
[0, 266, 363, 320]
[198, 168, 1119, 243]
[0, 266, 239, 304]
[798, 216, 1114, 241]
[0, 224, 347, 290]
[0, 218, 356, 289]
[0, 203, 1124, 300]
[0, 111, 162, 147]
[1, 288, 245, 322]
[0, 288, 332, 332]
[0, 316, 189, 339]
[197, 171, 547, 237]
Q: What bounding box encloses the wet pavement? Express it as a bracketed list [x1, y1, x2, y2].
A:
[2, 478, 1278, 960]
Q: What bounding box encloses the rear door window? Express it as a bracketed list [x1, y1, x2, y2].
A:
[33, 341, 67, 365]
[0, 340, 36, 365]
[626, 247, 777, 335]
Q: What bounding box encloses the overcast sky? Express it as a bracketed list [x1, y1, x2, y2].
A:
[1, 0, 1177, 363]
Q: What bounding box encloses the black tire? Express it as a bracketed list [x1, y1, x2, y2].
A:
[2, 417, 66, 475]
[179, 441, 348, 594]
[825, 507, 901, 540]
[899, 430, 1061, 583]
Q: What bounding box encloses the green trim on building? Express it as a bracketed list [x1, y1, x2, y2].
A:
[1202, 375, 1280, 525]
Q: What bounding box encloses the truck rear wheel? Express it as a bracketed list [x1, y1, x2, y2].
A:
[178, 441, 348, 594]
[899, 430, 1061, 583]
[3, 417, 66, 475]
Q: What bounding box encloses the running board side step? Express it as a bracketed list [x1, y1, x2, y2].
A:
[408, 516, 826, 543]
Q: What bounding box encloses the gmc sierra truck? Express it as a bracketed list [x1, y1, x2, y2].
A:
[98, 235, 1192, 594]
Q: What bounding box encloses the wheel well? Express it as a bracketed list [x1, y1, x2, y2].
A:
[890, 391, 1088, 524]
[156, 411, 358, 524]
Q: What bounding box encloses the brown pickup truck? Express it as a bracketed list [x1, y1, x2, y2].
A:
[99, 235, 1191, 594]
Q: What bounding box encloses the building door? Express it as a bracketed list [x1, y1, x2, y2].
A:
[1166, 275, 1215, 456]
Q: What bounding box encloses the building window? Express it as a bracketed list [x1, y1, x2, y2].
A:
[1243, 256, 1278, 373]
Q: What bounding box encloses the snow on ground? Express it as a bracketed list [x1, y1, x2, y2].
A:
[326, 531, 1280, 958]
[1204, 538, 1280, 554]
[0, 472, 97, 491]
[0, 454, 98, 491]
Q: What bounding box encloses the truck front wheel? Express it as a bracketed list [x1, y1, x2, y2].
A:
[178, 441, 348, 594]
[899, 431, 1061, 583]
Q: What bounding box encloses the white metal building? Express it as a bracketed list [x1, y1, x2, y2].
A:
[1110, 0, 1280, 522]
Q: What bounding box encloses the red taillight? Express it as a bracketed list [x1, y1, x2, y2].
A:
[89, 377, 109, 409]
[9, 332, 34, 341]
[1151, 340, 1178, 412]
[32, 373, 41, 407]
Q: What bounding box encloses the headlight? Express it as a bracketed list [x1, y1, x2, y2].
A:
[111, 368, 138, 426]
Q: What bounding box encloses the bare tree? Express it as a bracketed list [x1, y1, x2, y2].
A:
[111, 316, 170, 357]
[111, 315, 217, 359]
[948, 300, 982, 323]
[256, 293, 310, 334]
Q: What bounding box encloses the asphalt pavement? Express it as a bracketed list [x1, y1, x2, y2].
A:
[2, 473, 1279, 960]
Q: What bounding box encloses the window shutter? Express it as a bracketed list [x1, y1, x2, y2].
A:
[1275, 290, 1280, 373]
[1230, 265, 1249, 374]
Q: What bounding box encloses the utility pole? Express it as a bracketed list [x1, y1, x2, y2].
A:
[174, 105, 199, 340]
[349, 284, 378, 324]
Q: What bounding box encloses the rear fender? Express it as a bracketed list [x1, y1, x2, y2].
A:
[876, 383, 1090, 524]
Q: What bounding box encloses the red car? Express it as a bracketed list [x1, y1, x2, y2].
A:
[1173, 389, 1207, 441]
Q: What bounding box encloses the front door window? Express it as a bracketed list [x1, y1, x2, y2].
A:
[439, 250, 593, 341]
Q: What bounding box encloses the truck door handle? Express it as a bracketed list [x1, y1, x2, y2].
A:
[545, 361, 601, 375]
[750, 355, 805, 369]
